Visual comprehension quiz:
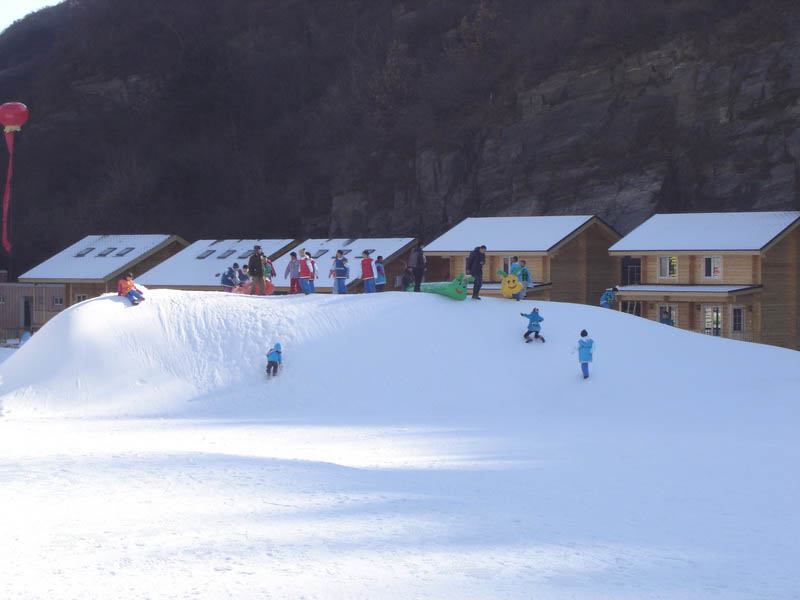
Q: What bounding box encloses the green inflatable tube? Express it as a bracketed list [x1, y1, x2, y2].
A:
[405, 273, 475, 300]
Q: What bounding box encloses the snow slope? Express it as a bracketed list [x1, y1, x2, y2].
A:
[1, 291, 799, 598]
[3, 289, 797, 420]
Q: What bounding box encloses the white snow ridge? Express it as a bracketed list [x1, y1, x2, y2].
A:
[0, 290, 799, 599]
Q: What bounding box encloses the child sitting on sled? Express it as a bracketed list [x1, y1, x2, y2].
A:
[118, 272, 145, 305]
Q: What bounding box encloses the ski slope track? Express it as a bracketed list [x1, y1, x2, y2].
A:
[1, 290, 799, 599]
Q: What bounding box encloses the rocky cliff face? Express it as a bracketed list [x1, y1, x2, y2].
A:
[1, 1, 799, 275]
[390, 32, 800, 239]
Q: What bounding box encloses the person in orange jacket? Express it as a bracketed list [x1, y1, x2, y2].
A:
[118, 272, 145, 305]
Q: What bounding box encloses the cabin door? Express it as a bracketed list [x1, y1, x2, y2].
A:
[703, 305, 722, 336]
[21, 296, 33, 329]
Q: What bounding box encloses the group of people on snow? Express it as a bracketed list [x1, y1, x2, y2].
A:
[116, 240, 601, 380]
[222, 243, 419, 296]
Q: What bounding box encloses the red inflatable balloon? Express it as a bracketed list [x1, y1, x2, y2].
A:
[0, 102, 29, 132]
[0, 102, 28, 252]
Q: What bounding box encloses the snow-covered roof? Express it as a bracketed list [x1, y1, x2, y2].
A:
[609, 212, 800, 252]
[424, 216, 597, 253]
[271, 238, 415, 289]
[137, 239, 295, 287]
[618, 284, 761, 294]
[19, 235, 180, 281]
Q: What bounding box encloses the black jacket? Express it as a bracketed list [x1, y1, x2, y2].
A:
[467, 248, 485, 274]
[248, 252, 265, 277]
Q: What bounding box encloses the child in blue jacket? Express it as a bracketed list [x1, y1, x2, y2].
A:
[577, 330, 594, 378]
[520, 307, 545, 343]
[266, 343, 282, 377]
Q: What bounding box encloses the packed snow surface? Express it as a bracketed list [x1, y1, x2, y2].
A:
[1, 290, 798, 599]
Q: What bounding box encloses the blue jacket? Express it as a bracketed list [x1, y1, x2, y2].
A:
[238, 269, 250, 283]
[510, 262, 521, 275]
[517, 265, 531, 283]
[578, 337, 594, 362]
[333, 257, 348, 278]
[600, 290, 615, 306]
[221, 267, 240, 287]
[521, 310, 544, 332]
[267, 343, 282, 364]
[375, 262, 386, 285]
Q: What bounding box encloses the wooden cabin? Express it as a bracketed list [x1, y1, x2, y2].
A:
[608, 211, 800, 349]
[424, 216, 621, 303]
[270, 238, 417, 293]
[17, 234, 188, 320]
[138, 239, 297, 291]
[0, 282, 66, 340]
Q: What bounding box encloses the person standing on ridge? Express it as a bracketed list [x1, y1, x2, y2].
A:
[577, 329, 594, 379]
[299, 249, 317, 294]
[284, 251, 301, 294]
[520, 307, 545, 343]
[516, 259, 531, 300]
[466, 245, 486, 300]
[361, 250, 376, 293]
[375, 256, 387, 292]
[408, 242, 426, 292]
[600, 286, 618, 309]
[332, 249, 348, 294]
[248, 245, 268, 296]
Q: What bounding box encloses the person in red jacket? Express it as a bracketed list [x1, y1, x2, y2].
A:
[117, 272, 145, 305]
[360, 250, 376, 293]
[298, 249, 317, 294]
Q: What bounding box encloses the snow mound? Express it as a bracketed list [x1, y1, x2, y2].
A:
[1, 289, 798, 418]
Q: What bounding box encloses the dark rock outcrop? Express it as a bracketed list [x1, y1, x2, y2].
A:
[1, 1, 799, 275]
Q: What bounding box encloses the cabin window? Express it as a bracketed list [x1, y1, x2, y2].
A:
[115, 247, 134, 257]
[361, 249, 376, 256]
[703, 305, 722, 336]
[53, 297, 64, 307]
[340, 249, 352, 255]
[75, 294, 88, 303]
[238, 249, 254, 259]
[0, 295, 4, 304]
[217, 249, 236, 259]
[658, 256, 678, 279]
[311, 249, 329, 258]
[703, 256, 722, 279]
[621, 301, 641, 316]
[732, 306, 744, 332]
[97, 247, 117, 257]
[196, 250, 215, 259]
[75, 247, 95, 257]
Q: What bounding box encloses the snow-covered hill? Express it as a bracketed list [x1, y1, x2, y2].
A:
[0, 291, 798, 599]
[2, 289, 798, 419]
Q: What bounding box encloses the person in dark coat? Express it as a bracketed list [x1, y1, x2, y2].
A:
[400, 266, 414, 290]
[466, 245, 486, 300]
[248, 245, 267, 295]
[408, 242, 426, 292]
